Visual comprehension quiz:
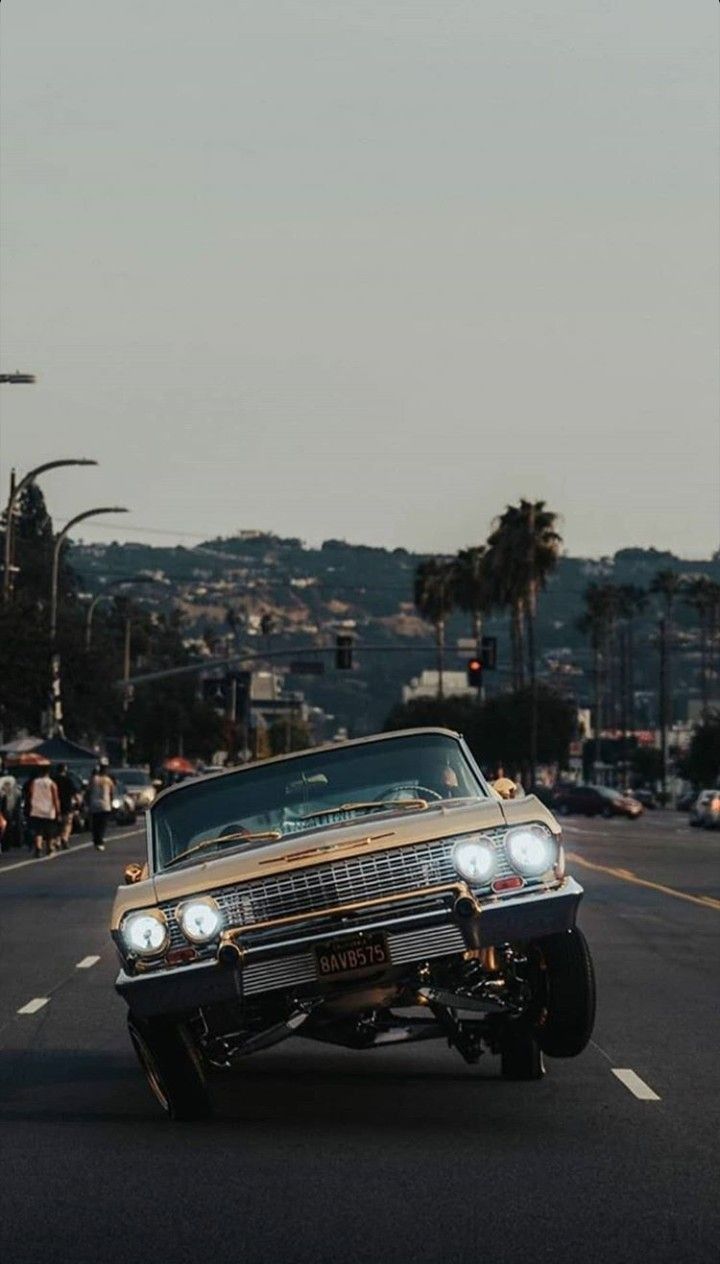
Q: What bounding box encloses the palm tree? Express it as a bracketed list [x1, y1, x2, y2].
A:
[451, 546, 495, 648]
[649, 569, 683, 801]
[577, 582, 622, 780]
[615, 585, 647, 785]
[684, 576, 720, 719]
[414, 557, 455, 699]
[486, 500, 562, 691]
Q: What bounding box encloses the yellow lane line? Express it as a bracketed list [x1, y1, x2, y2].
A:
[566, 851, 720, 911]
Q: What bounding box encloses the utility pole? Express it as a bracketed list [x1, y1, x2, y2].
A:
[49, 505, 128, 735]
[528, 502, 538, 788]
[121, 615, 132, 765]
[656, 616, 666, 803]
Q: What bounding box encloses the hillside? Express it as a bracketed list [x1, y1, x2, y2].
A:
[69, 533, 720, 735]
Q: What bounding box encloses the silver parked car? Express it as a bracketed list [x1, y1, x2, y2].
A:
[689, 789, 720, 828]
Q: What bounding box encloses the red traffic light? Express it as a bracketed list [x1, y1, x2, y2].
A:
[466, 658, 483, 688]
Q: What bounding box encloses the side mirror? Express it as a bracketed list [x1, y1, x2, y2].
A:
[124, 862, 144, 885]
[490, 777, 520, 801]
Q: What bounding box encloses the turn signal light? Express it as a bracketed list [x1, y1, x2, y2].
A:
[165, 946, 198, 967]
[491, 875, 525, 893]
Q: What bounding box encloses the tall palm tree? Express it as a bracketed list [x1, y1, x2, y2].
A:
[684, 576, 720, 719]
[615, 584, 647, 785]
[452, 546, 495, 647]
[577, 582, 622, 780]
[486, 500, 562, 691]
[414, 557, 455, 699]
[649, 569, 683, 801]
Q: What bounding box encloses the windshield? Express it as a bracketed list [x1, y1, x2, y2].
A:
[112, 768, 150, 786]
[152, 732, 486, 870]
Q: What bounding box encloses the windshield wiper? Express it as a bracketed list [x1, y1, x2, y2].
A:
[297, 799, 428, 821]
[164, 830, 282, 869]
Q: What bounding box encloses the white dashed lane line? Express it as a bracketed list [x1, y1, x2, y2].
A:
[612, 1068, 661, 1101]
[17, 998, 50, 1015]
[76, 955, 100, 969]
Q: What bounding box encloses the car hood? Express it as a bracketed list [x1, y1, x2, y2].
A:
[111, 793, 559, 928]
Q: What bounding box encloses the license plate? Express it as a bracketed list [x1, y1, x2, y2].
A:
[314, 931, 390, 980]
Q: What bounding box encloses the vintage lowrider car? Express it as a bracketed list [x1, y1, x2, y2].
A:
[111, 728, 596, 1119]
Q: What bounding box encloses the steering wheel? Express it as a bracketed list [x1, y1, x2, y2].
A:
[379, 783, 444, 803]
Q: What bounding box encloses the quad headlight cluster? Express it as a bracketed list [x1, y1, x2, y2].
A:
[451, 824, 557, 887]
[121, 896, 224, 958]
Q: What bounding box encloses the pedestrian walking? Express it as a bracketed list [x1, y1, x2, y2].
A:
[53, 763, 77, 851]
[87, 759, 115, 851]
[0, 760, 20, 851]
[23, 766, 61, 857]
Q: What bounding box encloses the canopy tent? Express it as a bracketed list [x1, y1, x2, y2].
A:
[30, 737, 99, 765]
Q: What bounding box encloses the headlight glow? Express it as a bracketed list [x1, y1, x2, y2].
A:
[505, 825, 556, 877]
[122, 909, 168, 956]
[177, 896, 223, 944]
[452, 837, 497, 886]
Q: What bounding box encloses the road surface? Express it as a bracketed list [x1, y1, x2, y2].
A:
[0, 812, 718, 1264]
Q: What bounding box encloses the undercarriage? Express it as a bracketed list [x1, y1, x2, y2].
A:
[188, 943, 542, 1069]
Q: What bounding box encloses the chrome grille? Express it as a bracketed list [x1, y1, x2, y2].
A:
[242, 923, 467, 996]
[161, 829, 510, 948]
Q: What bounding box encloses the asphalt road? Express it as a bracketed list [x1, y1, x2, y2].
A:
[0, 812, 718, 1264]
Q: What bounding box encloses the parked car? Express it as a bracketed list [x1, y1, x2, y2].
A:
[628, 788, 659, 810]
[552, 784, 643, 820]
[676, 789, 697, 813]
[109, 768, 156, 811]
[689, 789, 720, 828]
[112, 727, 596, 1120]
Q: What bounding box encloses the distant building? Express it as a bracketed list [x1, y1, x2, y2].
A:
[402, 670, 477, 704]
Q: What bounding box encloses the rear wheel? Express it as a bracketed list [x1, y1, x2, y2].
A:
[500, 1022, 545, 1080]
[537, 928, 596, 1058]
[128, 1015, 211, 1121]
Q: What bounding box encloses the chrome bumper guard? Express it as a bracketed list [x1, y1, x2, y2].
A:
[116, 878, 583, 1018]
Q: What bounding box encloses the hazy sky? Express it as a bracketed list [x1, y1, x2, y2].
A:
[1, 1, 718, 557]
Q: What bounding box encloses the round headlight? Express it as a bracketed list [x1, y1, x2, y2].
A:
[122, 909, 168, 956]
[452, 837, 497, 886]
[177, 897, 223, 944]
[505, 825, 556, 877]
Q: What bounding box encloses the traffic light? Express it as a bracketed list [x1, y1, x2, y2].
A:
[466, 657, 483, 688]
[335, 634, 354, 670]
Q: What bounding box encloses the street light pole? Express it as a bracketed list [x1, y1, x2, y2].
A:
[85, 575, 159, 650]
[49, 506, 128, 736]
[2, 459, 97, 603]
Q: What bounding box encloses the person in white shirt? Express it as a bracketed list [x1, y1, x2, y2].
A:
[23, 768, 61, 858]
[87, 759, 115, 851]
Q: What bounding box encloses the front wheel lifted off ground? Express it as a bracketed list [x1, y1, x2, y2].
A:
[128, 1015, 211, 1121]
[538, 927, 596, 1058]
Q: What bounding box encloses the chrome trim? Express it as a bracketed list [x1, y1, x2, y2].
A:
[158, 829, 514, 949]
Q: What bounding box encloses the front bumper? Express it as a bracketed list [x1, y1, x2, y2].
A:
[116, 877, 583, 1018]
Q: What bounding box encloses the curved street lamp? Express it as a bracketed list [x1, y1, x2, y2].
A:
[49, 506, 129, 737]
[50, 506, 129, 642]
[2, 458, 97, 603]
[85, 575, 162, 650]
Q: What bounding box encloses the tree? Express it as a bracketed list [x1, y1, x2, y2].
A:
[451, 546, 495, 646]
[650, 569, 684, 798]
[684, 576, 720, 719]
[680, 714, 720, 787]
[486, 500, 562, 691]
[383, 685, 575, 776]
[413, 557, 455, 699]
[577, 582, 622, 777]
